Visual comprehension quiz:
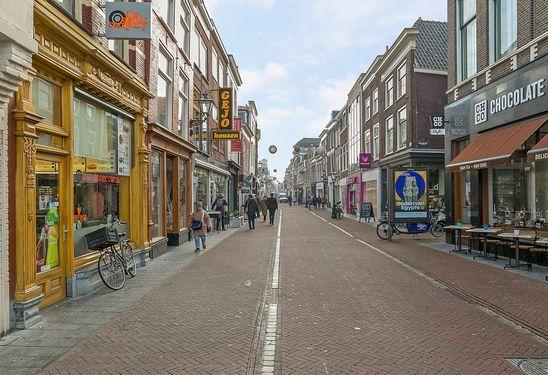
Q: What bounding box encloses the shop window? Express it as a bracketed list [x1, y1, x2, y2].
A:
[36, 160, 60, 273]
[72, 96, 131, 258]
[151, 150, 164, 238]
[166, 156, 175, 231]
[194, 168, 208, 208]
[32, 77, 62, 126]
[179, 161, 187, 229]
[460, 170, 472, 223]
[493, 168, 529, 225]
[536, 161, 547, 223]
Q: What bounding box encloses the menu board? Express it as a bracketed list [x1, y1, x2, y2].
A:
[117, 117, 130, 176]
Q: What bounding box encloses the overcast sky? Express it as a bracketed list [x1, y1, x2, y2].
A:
[206, 0, 447, 181]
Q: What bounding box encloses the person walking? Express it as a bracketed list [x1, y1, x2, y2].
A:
[288, 193, 293, 207]
[259, 196, 268, 222]
[244, 194, 259, 230]
[189, 201, 211, 252]
[212, 194, 228, 231]
[266, 193, 278, 225]
[313, 196, 318, 210]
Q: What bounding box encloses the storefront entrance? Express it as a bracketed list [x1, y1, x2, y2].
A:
[35, 154, 67, 308]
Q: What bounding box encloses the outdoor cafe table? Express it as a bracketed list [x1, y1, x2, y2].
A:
[445, 225, 474, 253]
[535, 238, 548, 281]
[466, 228, 502, 260]
[498, 232, 536, 270]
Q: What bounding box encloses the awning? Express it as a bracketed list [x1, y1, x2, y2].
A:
[528, 133, 548, 162]
[446, 116, 547, 172]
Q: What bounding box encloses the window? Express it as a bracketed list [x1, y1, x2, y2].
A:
[179, 160, 187, 229]
[494, 0, 517, 60]
[158, 0, 174, 30]
[218, 61, 225, 85]
[108, 39, 126, 62]
[385, 116, 394, 155]
[459, 0, 477, 80]
[372, 88, 379, 114]
[385, 76, 394, 108]
[197, 35, 208, 76]
[157, 48, 173, 128]
[397, 63, 406, 98]
[212, 49, 219, 82]
[397, 107, 407, 150]
[365, 129, 371, 154]
[180, 1, 191, 56]
[373, 124, 379, 160]
[151, 150, 163, 238]
[348, 97, 360, 171]
[178, 73, 189, 138]
[365, 97, 371, 121]
[32, 77, 62, 126]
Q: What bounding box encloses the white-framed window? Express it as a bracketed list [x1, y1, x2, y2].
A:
[385, 76, 394, 108]
[385, 116, 394, 155]
[157, 47, 173, 128]
[212, 49, 219, 82]
[397, 106, 407, 150]
[197, 34, 208, 76]
[493, 0, 517, 60]
[372, 88, 379, 114]
[180, 1, 191, 57]
[218, 61, 225, 86]
[373, 124, 379, 160]
[158, 0, 175, 30]
[178, 72, 189, 138]
[365, 97, 371, 121]
[108, 39, 127, 62]
[364, 129, 371, 154]
[458, 0, 477, 81]
[397, 63, 406, 98]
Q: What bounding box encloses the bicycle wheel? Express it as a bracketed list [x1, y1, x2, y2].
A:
[430, 223, 445, 238]
[98, 250, 126, 290]
[122, 242, 137, 278]
[376, 222, 390, 240]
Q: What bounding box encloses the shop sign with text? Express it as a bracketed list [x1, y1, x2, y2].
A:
[391, 168, 429, 222]
[359, 153, 372, 168]
[218, 88, 234, 130]
[231, 140, 241, 152]
[212, 130, 240, 140]
[105, 2, 151, 39]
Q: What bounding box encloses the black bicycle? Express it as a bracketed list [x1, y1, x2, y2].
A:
[85, 220, 137, 291]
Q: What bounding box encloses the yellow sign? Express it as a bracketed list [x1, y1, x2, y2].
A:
[212, 131, 240, 140]
[218, 88, 233, 130]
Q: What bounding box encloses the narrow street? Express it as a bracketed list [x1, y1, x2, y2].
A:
[2, 206, 545, 374]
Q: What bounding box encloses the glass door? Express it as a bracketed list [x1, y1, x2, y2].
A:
[35, 154, 67, 307]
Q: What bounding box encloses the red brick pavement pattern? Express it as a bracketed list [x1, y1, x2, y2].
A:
[42, 223, 277, 374]
[280, 207, 548, 374]
[314, 208, 548, 339]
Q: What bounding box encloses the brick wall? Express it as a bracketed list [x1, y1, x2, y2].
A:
[415, 73, 447, 150]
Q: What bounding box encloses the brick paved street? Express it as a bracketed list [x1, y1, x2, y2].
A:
[1, 206, 547, 374]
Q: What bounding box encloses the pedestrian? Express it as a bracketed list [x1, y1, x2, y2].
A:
[266, 193, 278, 225]
[288, 194, 293, 207]
[313, 196, 318, 210]
[307, 196, 312, 210]
[244, 194, 259, 230]
[260, 196, 268, 222]
[189, 201, 211, 252]
[212, 194, 228, 231]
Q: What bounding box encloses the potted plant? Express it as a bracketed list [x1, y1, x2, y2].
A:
[230, 210, 244, 228]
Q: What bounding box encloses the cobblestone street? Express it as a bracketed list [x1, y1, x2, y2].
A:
[1, 207, 547, 374]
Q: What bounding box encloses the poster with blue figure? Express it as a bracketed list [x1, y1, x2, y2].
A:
[394, 169, 428, 221]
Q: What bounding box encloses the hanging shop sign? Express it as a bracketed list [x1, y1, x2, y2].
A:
[105, 2, 151, 40]
[234, 117, 241, 130]
[390, 168, 429, 223]
[429, 116, 446, 135]
[231, 140, 241, 152]
[359, 153, 372, 168]
[212, 130, 240, 140]
[269, 145, 278, 154]
[218, 88, 234, 130]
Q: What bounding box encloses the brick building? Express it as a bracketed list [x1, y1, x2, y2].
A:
[444, 0, 547, 234]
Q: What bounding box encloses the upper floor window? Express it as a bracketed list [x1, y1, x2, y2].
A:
[494, 0, 517, 60]
[32, 77, 62, 126]
[458, 0, 477, 81]
[372, 124, 379, 160]
[180, 1, 191, 56]
[365, 97, 371, 121]
[397, 63, 406, 98]
[397, 106, 407, 150]
[157, 47, 173, 128]
[372, 88, 379, 114]
[364, 129, 371, 154]
[385, 77, 394, 108]
[158, 0, 175, 30]
[218, 61, 225, 86]
[385, 116, 394, 155]
[178, 73, 189, 138]
[212, 49, 219, 82]
[198, 35, 208, 76]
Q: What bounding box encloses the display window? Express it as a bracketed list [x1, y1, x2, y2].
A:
[151, 150, 164, 238]
[72, 95, 131, 258]
[535, 161, 547, 223]
[166, 156, 175, 231]
[194, 168, 208, 207]
[179, 160, 187, 229]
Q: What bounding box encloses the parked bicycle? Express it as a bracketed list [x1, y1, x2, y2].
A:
[376, 211, 445, 240]
[333, 201, 344, 219]
[85, 219, 137, 291]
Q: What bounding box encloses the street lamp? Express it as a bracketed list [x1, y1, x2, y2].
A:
[191, 93, 214, 151]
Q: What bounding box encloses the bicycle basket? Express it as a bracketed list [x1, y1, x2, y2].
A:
[85, 227, 119, 251]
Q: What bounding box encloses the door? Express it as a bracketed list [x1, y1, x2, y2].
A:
[35, 154, 67, 308]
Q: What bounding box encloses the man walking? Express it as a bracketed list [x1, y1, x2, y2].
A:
[212, 194, 228, 231]
[259, 196, 268, 222]
[244, 194, 259, 230]
[266, 193, 278, 225]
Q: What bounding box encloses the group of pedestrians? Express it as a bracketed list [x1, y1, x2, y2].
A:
[306, 195, 325, 210]
[243, 193, 279, 229]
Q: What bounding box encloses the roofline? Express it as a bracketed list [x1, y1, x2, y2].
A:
[228, 54, 243, 86]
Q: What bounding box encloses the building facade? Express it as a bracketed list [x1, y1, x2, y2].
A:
[444, 0, 547, 230]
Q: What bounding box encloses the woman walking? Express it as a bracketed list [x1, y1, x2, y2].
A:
[260, 196, 268, 222]
[189, 201, 211, 252]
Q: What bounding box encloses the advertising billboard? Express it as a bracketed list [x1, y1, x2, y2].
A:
[390, 168, 429, 223]
[105, 2, 151, 40]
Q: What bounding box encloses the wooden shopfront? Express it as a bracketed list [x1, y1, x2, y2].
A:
[8, 0, 152, 326]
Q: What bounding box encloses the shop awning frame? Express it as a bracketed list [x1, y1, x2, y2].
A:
[527, 133, 548, 162]
[446, 116, 548, 172]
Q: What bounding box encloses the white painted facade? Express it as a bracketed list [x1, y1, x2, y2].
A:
[0, 0, 37, 335]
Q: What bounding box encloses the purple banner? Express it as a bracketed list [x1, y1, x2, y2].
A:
[359, 153, 372, 168]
